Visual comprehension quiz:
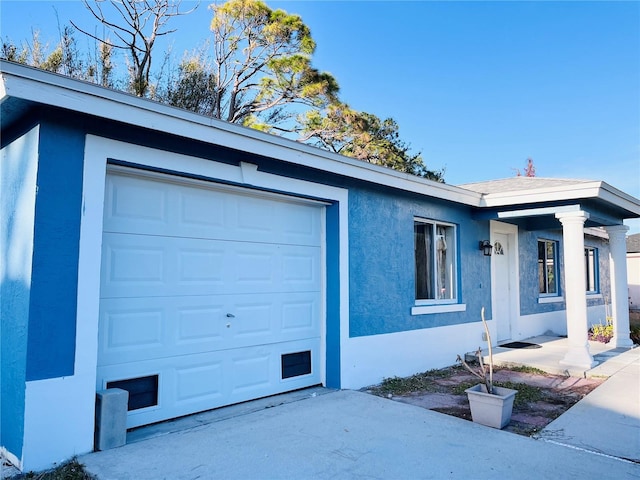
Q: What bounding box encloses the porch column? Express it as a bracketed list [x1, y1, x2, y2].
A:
[556, 211, 597, 370]
[604, 224, 633, 347]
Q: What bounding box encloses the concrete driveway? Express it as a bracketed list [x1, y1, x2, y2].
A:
[80, 388, 638, 479]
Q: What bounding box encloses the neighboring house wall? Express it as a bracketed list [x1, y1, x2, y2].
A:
[629, 252, 640, 310]
[0, 125, 39, 465]
[628, 233, 640, 310]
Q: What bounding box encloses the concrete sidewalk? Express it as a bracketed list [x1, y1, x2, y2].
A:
[79, 386, 639, 480]
[537, 346, 640, 462]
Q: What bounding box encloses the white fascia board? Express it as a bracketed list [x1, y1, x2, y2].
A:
[0, 62, 481, 207]
[496, 204, 582, 219]
[481, 181, 640, 217]
[597, 184, 640, 217]
[479, 182, 604, 207]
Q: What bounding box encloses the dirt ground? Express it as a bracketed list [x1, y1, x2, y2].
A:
[364, 366, 604, 437]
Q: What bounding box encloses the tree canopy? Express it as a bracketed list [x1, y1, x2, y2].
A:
[1, 0, 444, 181]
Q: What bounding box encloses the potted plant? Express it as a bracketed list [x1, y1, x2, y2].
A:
[456, 307, 517, 429]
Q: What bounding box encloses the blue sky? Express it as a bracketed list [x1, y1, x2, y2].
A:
[2, 1, 639, 231]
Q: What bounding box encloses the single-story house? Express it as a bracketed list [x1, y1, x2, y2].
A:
[2, 60, 639, 472]
[627, 233, 640, 310]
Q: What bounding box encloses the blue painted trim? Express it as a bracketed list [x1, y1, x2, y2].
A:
[26, 118, 84, 381]
[324, 203, 341, 389]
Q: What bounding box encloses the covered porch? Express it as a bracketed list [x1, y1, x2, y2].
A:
[488, 335, 638, 378]
[462, 177, 640, 372]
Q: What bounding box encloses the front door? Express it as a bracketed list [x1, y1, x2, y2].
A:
[493, 232, 514, 342]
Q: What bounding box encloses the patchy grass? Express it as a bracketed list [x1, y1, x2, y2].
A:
[503, 365, 547, 375]
[495, 381, 543, 407]
[365, 364, 602, 437]
[376, 372, 443, 395]
[370, 366, 466, 396]
[448, 380, 543, 407]
[14, 459, 94, 480]
[372, 365, 549, 399]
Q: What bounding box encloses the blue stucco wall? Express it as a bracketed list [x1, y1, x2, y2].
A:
[1, 125, 40, 460]
[348, 186, 492, 337]
[25, 118, 84, 381]
[518, 229, 609, 316]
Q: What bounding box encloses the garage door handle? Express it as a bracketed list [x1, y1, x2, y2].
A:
[226, 313, 235, 318]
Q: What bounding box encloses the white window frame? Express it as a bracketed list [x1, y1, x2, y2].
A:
[413, 218, 458, 307]
[585, 247, 599, 294]
[538, 239, 559, 297]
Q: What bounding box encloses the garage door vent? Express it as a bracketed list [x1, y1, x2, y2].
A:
[281, 351, 311, 379]
[107, 375, 159, 411]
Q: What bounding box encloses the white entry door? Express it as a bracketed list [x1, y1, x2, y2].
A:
[97, 169, 324, 428]
[493, 232, 514, 342]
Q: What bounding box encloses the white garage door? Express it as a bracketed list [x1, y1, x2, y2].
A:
[97, 169, 323, 428]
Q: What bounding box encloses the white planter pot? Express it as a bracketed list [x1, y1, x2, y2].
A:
[465, 384, 517, 429]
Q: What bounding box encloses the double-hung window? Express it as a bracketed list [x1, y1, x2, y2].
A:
[538, 239, 558, 296]
[585, 247, 598, 293]
[414, 219, 457, 303]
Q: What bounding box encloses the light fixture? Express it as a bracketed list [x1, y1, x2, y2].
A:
[479, 240, 493, 256]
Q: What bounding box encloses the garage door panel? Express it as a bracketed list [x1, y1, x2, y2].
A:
[103, 173, 170, 228]
[174, 361, 224, 404]
[179, 186, 226, 230]
[103, 306, 164, 352]
[104, 173, 321, 247]
[176, 305, 225, 344]
[101, 233, 320, 298]
[99, 292, 320, 365]
[100, 296, 225, 365]
[104, 244, 167, 286]
[229, 351, 271, 394]
[97, 339, 321, 429]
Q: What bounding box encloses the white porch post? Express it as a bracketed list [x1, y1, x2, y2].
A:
[556, 211, 597, 370]
[604, 224, 633, 347]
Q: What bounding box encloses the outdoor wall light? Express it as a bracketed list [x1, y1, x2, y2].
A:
[479, 240, 493, 256]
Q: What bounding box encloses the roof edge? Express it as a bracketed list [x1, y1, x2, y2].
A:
[0, 61, 482, 207]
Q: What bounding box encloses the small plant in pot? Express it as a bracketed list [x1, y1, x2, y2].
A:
[456, 307, 517, 429]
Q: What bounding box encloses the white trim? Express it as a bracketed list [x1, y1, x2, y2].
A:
[497, 204, 581, 219]
[106, 163, 332, 207]
[413, 218, 459, 304]
[1, 447, 21, 472]
[22, 375, 95, 472]
[538, 296, 565, 304]
[479, 181, 640, 216]
[411, 303, 467, 315]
